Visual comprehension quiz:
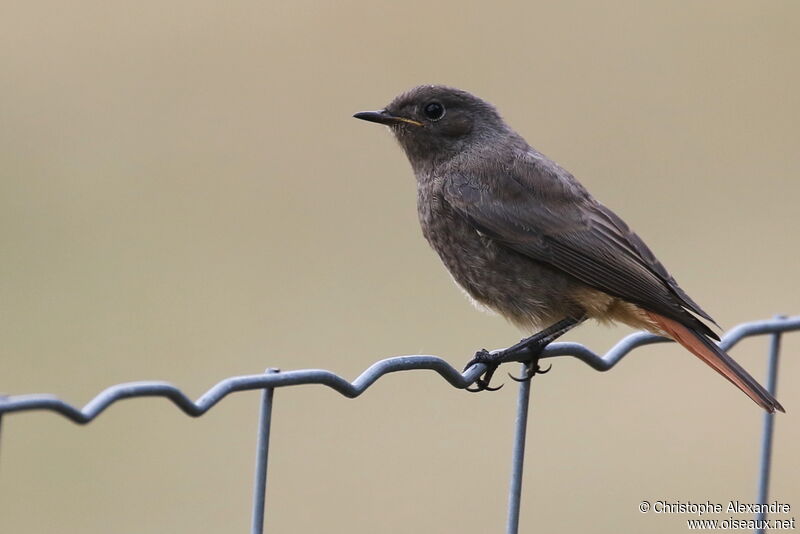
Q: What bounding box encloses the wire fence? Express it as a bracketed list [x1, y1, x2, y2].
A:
[1, 315, 797, 533]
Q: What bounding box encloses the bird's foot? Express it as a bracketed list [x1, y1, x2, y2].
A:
[462, 316, 586, 393]
[463, 349, 506, 392]
[463, 336, 550, 392]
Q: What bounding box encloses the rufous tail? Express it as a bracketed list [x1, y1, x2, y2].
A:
[645, 312, 784, 413]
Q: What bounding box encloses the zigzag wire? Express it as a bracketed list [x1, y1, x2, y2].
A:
[0, 316, 797, 425]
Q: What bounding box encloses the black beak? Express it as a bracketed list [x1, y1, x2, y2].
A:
[353, 109, 423, 127]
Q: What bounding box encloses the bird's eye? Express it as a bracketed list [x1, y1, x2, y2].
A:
[423, 102, 445, 121]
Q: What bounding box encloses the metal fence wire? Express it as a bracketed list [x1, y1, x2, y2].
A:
[0, 315, 797, 534]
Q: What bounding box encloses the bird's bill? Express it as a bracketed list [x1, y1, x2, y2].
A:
[353, 109, 423, 127]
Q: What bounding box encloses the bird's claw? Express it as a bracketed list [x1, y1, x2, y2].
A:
[465, 380, 503, 392]
[463, 349, 505, 392]
[508, 361, 551, 383]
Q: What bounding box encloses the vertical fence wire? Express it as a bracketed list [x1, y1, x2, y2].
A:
[0, 395, 5, 471]
[251, 369, 278, 534]
[754, 324, 782, 533]
[506, 363, 533, 534]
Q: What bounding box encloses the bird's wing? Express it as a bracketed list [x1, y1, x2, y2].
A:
[441, 150, 718, 338]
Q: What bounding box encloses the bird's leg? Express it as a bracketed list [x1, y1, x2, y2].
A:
[507, 315, 588, 382]
[464, 315, 587, 392]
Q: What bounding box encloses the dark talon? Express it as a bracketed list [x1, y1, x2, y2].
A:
[508, 372, 529, 383]
[466, 381, 503, 392]
[463, 349, 505, 392]
[508, 361, 552, 382]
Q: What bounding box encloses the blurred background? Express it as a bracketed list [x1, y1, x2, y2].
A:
[1, 1, 798, 532]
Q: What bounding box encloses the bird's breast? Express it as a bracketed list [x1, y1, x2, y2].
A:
[415, 179, 579, 329]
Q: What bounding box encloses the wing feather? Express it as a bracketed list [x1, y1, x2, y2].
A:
[441, 151, 718, 338]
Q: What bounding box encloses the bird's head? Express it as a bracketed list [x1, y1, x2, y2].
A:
[354, 85, 509, 171]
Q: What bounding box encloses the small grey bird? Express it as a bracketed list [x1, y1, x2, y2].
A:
[354, 85, 782, 413]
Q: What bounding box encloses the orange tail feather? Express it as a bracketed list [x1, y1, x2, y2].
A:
[645, 312, 784, 413]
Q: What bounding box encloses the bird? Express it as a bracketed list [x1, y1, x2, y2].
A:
[353, 85, 783, 413]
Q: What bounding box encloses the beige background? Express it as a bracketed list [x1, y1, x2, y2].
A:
[1, 1, 798, 533]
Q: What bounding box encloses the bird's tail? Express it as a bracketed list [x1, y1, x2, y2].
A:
[645, 312, 784, 413]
